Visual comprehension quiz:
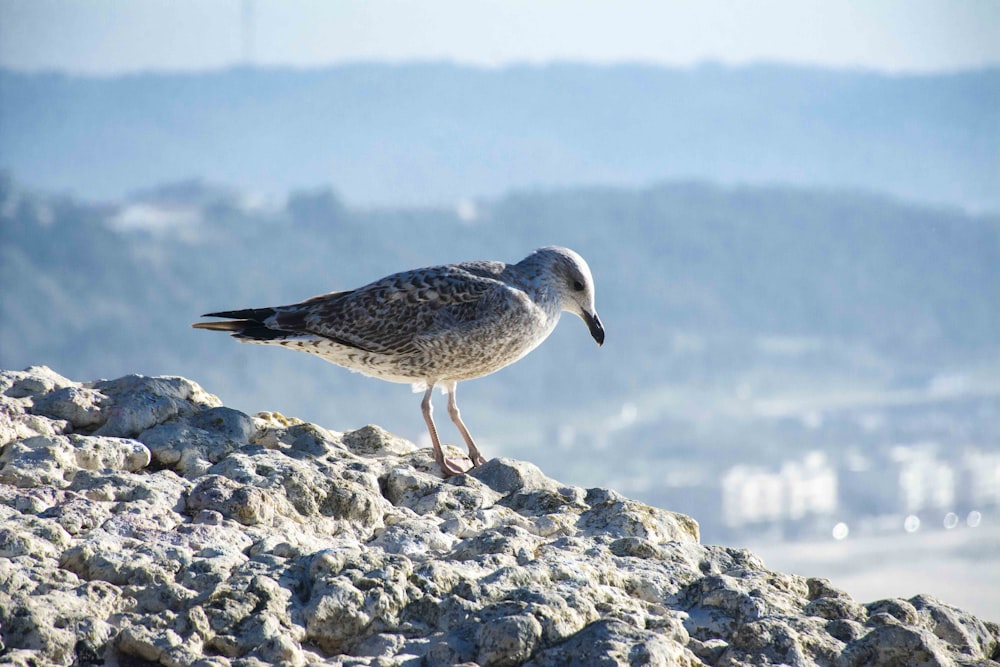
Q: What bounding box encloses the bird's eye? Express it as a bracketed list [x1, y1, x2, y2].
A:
[572, 280, 585, 292]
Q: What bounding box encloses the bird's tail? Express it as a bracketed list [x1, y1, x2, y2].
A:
[192, 308, 293, 341]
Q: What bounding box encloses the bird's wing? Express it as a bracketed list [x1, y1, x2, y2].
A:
[270, 261, 511, 354]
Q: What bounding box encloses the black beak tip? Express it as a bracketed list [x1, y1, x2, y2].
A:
[586, 312, 605, 346]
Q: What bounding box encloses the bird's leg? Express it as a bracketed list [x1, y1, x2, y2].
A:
[421, 385, 468, 477]
[446, 383, 488, 467]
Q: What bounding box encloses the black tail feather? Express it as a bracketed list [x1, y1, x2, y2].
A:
[201, 307, 277, 321]
[193, 307, 297, 341]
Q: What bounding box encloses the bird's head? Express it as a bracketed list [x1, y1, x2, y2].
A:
[529, 246, 605, 346]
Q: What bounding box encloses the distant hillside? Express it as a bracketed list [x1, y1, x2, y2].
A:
[1, 64, 998, 210]
[3, 175, 998, 433]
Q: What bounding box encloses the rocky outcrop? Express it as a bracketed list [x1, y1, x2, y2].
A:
[1, 366, 997, 667]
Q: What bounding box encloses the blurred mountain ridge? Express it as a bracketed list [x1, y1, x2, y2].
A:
[3, 173, 997, 417]
[1, 62, 998, 210]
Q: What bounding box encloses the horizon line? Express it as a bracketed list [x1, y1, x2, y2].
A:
[3, 56, 999, 80]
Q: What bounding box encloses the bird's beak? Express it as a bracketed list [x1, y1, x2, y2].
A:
[583, 310, 605, 346]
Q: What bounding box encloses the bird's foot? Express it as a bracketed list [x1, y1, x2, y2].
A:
[438, 456, 472, 478]
[433, 446, 474, 477]
[470, 454, 488, 468]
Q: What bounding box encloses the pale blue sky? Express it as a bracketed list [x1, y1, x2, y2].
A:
[1, 0, 999, 74]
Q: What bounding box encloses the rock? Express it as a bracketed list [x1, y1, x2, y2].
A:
[478, 613, 544, 666]
[342, 424, 418, 457]
[0, 434, 150, 489]
[1, 366, 998, 667]
[30, 386, 107, 429]
[525, 619, 696, 666]
[92, 374, 222, 438]
[1, 366, 76, 399]
[1, 368, 78, 448]
[836, 624, 955, 667]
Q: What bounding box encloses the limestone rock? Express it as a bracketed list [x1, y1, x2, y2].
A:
[1, 366, 998, 667]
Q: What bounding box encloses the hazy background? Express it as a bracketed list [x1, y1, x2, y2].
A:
[2, 0, 999, 620]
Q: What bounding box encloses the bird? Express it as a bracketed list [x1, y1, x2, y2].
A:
[192, 246, 604, 476]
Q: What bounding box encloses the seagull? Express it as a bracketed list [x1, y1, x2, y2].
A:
[192, 246, 604, 476]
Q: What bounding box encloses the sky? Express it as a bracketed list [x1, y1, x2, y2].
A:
[1, 0, 999, 75]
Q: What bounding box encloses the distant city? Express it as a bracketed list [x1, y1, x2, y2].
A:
[574, 391, 1000, 543]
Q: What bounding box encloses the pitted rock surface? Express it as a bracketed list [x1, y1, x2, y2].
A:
[1, 367, 998, 666]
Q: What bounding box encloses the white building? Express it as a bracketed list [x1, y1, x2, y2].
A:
[721, 452, 837, 528]
[957, 449, 1000, 508]
[891, 445, 955, 514]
